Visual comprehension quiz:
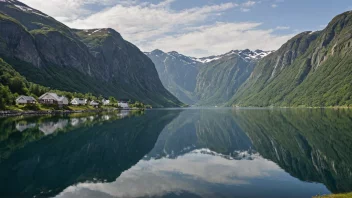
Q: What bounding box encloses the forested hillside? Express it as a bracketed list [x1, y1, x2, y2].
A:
[0, 0, 182, 108]
[230, 11, 352, 107]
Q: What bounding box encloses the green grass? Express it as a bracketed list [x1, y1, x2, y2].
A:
[314, 193, 352, 198]
[4, 104, 102, 112]
[68, 105, 96, 111]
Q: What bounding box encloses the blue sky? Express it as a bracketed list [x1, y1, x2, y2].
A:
[19, 0, 352, 57]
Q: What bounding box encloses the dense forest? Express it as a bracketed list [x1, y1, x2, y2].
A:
[0, 58, 131, 110]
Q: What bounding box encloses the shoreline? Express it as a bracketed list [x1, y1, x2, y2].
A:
[0, 108, 143, 117]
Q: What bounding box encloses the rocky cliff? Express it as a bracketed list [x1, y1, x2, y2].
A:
[0, 0, 182, 107]
[230, 11, 352, 107]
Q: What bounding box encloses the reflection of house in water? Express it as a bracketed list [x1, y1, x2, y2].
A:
[71, 118, 80, 126]
[89, 116, 95, 121]
[102, 115, 111, 121]
[16, 121, 37, 132]
[117, 110, 130, 118]
[70, 117, 88, 127]
[39, 120, 69, 135]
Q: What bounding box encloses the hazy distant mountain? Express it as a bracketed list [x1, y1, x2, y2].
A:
[146, 49, 273, 105]
[145, 50, 200, 104]
[0, 0, 182, 107]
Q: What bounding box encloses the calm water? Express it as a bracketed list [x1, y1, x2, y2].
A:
[0, 108, 351, 198]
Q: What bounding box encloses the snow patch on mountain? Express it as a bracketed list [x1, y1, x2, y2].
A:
[192, 49, 274, 63]
[1, 0, 49, 17]
[145, 49, 274, 65]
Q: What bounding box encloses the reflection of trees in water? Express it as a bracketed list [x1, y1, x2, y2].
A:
[232, 109, 352, 193]
[0, 110, 180, 198]
[147, 109, 352, 194]
[0, 111, 140, 163]
[1, 109, 351, 196]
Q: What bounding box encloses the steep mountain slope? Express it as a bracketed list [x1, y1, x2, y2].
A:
[195, 50, 261, 106]
[230, 11, 352, 107]
[145, 50, 200, 104]
[147, 49, 272, 106]
[0, 0, 182, 107]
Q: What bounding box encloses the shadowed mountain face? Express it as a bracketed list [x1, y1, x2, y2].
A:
[145, 50, 201, 105]
[0, 110, 180, 197]
[0, 0, 182, 107]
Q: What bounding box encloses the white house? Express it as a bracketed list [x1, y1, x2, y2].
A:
[39, 92, 69, 105]
[102, 99, 110, 105]
[16, 96, 37, 105]
[90, 100, 99, 107]
[118, 102, 129, 109]
[71, 98, 87, 106]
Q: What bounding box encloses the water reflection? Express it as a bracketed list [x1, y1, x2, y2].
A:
[0, 110, 179, 198]
[0, 108, 352, 198]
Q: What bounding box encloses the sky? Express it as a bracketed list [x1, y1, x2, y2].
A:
[18, 0, 352, 57]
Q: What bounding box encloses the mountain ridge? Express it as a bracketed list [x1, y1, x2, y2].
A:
[147, 10, 352, 107]
[0, 0, 182, 107]
[146, 49, 273, 105]
[230, 10, 352, 107]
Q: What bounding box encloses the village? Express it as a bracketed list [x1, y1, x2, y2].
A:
[15, 92, 131, 109]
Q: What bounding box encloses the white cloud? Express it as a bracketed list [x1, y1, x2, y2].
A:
[241, 8, 251, 12]
[62, 2, 238, 44]
[55, 151, 283, 198]
[18, 0, 293, 57]
[272, 4, 278, 8]
[55, 150, 328, 198]
[242, 1, 256, 7]
[276, 26, 290, 30]
[19, 0, 117, 22]
[143, 22, 295, 57]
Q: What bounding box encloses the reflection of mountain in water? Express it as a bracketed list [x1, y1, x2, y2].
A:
[146, 109, 352, 194]
[233, 109, 352, 193]
[147, 109, 253, 159]
[1, 108, 351, 197]
[0, 110, 180, 198]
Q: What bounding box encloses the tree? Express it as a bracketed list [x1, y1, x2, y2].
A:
[109, 96, 117, 104]
[98, 95, 104, 102]
[9, 77, 25, 95]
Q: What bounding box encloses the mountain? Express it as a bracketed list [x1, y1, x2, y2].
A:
[146, 49, 273, 105]
[230, 11, 352, 107]
[195, 49, 267, 105]
[192, 49, 274, 63]
[145, 50, 200, 104]
[0, 0, 182, 107]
